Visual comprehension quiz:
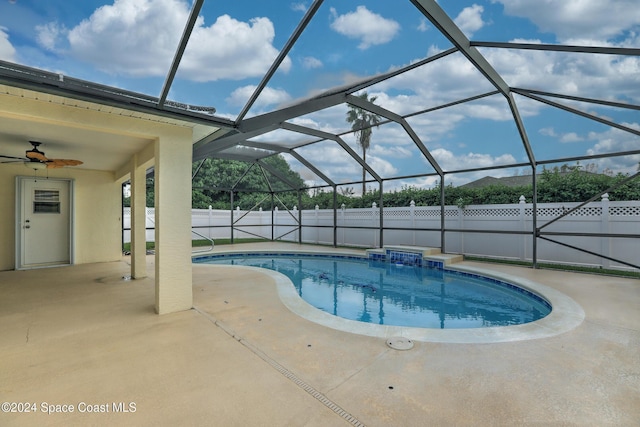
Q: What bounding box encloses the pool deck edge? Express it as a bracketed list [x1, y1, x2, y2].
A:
[195, 249, 586, 344]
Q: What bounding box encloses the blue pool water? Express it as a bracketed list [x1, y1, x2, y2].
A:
[194, 254, 551, 329]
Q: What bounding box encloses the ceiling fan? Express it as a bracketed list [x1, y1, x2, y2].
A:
[0, 141, 83, 169]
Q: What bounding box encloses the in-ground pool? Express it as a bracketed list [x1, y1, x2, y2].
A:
[194, 253, 551, 329]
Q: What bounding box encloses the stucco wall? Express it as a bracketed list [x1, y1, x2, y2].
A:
[0, 164, 121, 271]
[0, 164, 17, 270]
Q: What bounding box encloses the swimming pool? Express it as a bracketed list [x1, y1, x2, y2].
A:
[194, 253, 551, 329]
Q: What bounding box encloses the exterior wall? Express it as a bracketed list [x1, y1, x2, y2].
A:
[0, 164, 121, 271]
[73, 169, 122, 265]
[0, 164, 18, 271]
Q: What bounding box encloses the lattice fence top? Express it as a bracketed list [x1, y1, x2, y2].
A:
[463, 208, 520, 217]
[385, 209, 411, 218]
[348, 211, 375, 219]
[526, 207, 602, 217]
[610, 205, 640, 216]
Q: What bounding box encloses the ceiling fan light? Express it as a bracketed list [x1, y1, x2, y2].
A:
[24, 161, 47, 170]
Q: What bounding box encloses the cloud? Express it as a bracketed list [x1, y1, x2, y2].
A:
[493, 0, 640, 43]
[539, 127, 583, 142]
[226, 85, 292, 108]
[370, 144, 413, 159]
[432, 148, 516, 171]
[180, 15, 291, 82]
[539, 127, 557, 137]
[586, 123, 640, 173]
[301, 56, 322, 69]
[65, 0, 186, 76]
[330, 6, 400, 50]
[0, 27, 16, 61]
[368, 156, 398, 178]
[559, 132, 584, 143]
[35, 22, 66, 51]
[417, 18, 429, 32]
[291, 3, 307, 13]
[454, 4, 485, 38]
[58, 0, 289, 81]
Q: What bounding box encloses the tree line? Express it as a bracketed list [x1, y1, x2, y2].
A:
[124, 158, 639, 209]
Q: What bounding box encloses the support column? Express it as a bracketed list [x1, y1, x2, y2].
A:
[154, 130, 193, 314]
[131, 154, 147, 279]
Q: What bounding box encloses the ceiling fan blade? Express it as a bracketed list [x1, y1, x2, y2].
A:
[26, 151, 48, 162]
[46, 159, 83, 168]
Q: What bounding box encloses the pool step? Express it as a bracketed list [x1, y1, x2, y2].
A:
[366, 245, 463, 267]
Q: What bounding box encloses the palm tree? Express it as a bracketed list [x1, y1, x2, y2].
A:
[346, 92, 381, 196]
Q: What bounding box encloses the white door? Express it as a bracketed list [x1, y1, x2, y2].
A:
[17, 177, 72, 269]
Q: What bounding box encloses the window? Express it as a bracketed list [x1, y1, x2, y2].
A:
[33, 189, 60, 214]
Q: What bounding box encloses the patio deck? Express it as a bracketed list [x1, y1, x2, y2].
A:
[1, 243, 638, 426]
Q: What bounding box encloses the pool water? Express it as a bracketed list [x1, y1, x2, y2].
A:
[195, 254, 551, 329]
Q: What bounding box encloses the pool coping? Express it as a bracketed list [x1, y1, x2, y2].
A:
[194, 249, 586, 344]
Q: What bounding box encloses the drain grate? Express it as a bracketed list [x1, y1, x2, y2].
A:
[386, 336, 414, 350]
[194, 307, 366, 427]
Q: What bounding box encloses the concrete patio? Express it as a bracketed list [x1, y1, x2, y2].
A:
[1, 243, 638, 426]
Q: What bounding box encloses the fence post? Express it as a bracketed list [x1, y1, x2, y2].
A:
[147, 207, 154, 243]
[273, 206, 278, 241]
[457, 204, 464, 254]
[519, 195, 526, 261]
[341, 203, 346, 245]
[372, 202, 378, 248]
[293, 205, 298, 243]
[208, 205, 213, 239]
[315, 205, 319, 244]
[410, 200, 416, 246]
[601, 193, 611, 269]
[235, 206, 240, 241]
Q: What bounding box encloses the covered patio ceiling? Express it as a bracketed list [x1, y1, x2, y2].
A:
[0, 81, 222, 172]
[0, 0, 638, 188]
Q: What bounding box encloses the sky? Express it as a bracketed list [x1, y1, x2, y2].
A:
[0, 0, 639, 192]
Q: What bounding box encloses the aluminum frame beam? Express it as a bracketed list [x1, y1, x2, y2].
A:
[410, 0, 536, 166]
[517, 92, 640, 138]
[287, 150, 336, 188]
[346, 94, 444, 176]
[512, 88, 640, 111]
[236, 0, 324, 122]
[159, 0, 204, 107]
[410, 0, 510, 95]
[238, 140, 336, 188]
[256, 159, 302, 191]
[471, 41, 640, 57]
[192, 123, 281, 161]
[281, 122, 382, 182]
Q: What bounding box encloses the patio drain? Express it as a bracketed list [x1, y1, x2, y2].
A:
[194, 307, 366, 427]
[386, 336, 414, 350]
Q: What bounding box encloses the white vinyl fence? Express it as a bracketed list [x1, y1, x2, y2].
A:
[123, 195, 640, 271]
